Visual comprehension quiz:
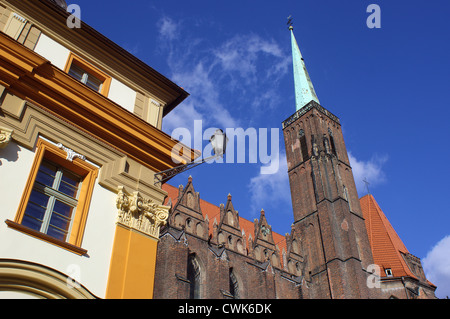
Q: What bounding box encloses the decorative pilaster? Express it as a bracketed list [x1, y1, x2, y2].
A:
[0, 127, 13, 149]
[115, 186, 169, 239]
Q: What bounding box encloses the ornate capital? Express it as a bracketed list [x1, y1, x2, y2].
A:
[0, 127, 13, 149]
[115, 186, 169, 239]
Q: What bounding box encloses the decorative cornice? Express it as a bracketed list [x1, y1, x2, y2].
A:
[5, 0, 189, 116]
[282, 100, 340, 129]
[0, 127, 13, 148]
[0, 32, 199, 173]
[115, 186, 169, 239]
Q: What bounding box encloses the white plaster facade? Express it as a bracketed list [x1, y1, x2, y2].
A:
[0, 141, 117, 298]
[33, 33, 137, 114]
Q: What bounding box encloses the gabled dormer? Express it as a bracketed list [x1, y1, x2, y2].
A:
[219, 194, 241, 231]
[284, 227, 305, 277]
[168, 177, 208, 239]
[177, 176, 202, 214]
[251, 209, 281, 268]
[214, 194, 245, 254]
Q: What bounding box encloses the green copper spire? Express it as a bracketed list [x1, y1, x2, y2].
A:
[290, 25, 320, 111]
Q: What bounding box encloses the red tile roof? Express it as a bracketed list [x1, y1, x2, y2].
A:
[360, 194, 416, 279]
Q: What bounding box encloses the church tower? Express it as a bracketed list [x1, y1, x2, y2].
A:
[283, 26, 379, 298]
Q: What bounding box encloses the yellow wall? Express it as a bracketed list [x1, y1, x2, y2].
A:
[106, 225, 158, 299]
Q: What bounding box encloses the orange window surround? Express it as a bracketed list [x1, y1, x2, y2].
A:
[6, 139, 98, 255]
[64, 52, 111, 96]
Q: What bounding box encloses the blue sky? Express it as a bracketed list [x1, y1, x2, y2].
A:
[70, 0, 450, 297]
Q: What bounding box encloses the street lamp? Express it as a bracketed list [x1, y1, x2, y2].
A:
[154, 129, 228, 185]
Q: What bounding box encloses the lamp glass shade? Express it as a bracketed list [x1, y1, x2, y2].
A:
[210, 129, 228, 156]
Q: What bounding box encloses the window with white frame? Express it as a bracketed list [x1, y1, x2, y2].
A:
[21, 159, 81, 242]
[68, 63, 103, 93]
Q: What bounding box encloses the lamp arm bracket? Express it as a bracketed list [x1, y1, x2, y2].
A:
[154, 154, 222, 185]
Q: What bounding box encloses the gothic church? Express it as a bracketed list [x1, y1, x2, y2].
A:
[153, 26, 437, 299]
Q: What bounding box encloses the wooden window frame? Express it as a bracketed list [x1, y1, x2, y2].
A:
[6, 139, 98, 255]
[64, 52, 111, 96]
[21, 158, 81, 241]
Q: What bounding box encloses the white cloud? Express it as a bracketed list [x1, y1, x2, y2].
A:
[214, 34, 289, 86]
[168, 62, 238, 130]
[162, 99, 203, 134]
[159, 17, 292, 181]
[422, 235, 450, 298]
[158, 16, 179, 41]
[160, 23, 290, 138]
[247, 151, 388, 218]
[348, 151, 388, 195]
[247, 153, 291, 216]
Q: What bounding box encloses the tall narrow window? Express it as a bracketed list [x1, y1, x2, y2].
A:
[229, 268, 240, 299]
[299, 129, 308, 162]
[187, 254, 201, 299]
[311, 134, 318, 157]
[343, 185, 352, 212]
[328, 128, 337, 156]
[323, 135, 330, 154]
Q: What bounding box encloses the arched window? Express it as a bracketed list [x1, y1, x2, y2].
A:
[229, 268, 240, 299]
[271, 253, 279, 267]
[186, 192, 194, 208]
[187, 254, 201, 299]
[323, 135, 330, 154]
[227, 211, 235, 227]
[218, 232, 225, 246]
[236, 239, 244, 254]
[174, 213, 183, 228]
[291, 239, 299, 254]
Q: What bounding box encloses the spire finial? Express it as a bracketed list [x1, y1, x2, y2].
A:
[363, 178, 371, 195]
[287, 15, 293, 30]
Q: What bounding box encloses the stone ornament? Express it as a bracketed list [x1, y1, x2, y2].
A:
[0, 127, 13, 149]
[116, 186, 169, 239]
[57, 143, 86, 162]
